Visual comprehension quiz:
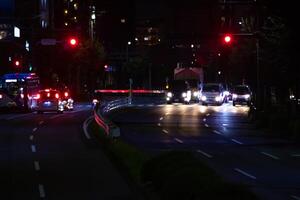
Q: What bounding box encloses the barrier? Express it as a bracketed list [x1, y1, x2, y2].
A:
[93, 97, 128, 138]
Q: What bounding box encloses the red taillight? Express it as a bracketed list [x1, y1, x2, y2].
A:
[64, 92, 69, 97]
[55, 93, 59, 99]
[36, 94, 40, 99]
[0, 94, 3, 99]
[47, 93, 50, 97]
[20, 94, 24, 99]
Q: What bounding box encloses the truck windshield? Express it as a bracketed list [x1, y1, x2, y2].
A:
[202, 85, 220, 92]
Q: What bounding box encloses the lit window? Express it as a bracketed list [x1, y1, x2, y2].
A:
[65, 22, 68, 26]
[74, 3, 78, 10]
[64, 9, 68, 14]
[121, 18, 126, 23]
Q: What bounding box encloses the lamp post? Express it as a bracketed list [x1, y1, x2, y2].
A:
[126, 41, 131, 62]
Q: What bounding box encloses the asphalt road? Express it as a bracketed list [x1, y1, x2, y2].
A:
[0, 103, 133, 200]
[108, 102, 300, 200]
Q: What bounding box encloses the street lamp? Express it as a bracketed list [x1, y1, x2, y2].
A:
[126, 41, 131, 62]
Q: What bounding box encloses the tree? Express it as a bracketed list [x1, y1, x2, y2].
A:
[72, 39, 106, 97]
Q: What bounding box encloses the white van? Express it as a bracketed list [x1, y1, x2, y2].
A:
[199, 83, 226, 106]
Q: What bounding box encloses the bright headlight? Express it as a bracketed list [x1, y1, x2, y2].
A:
[244, 94, 250, 99]
[182, 92, 187, 97]
[215, 96, 222, 102]
[193, 91, 199, 97]
[201, 96, 207, 101]
[232, 94, 237, 99]
[167, 92, 173, 97]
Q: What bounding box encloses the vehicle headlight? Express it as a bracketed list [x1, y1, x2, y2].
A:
[224, 91, 230, 96]
[244, 94, 250, 99]
[167, 92, 173, 97]
[215, 96, 222, 102]
[232, 94, 237, 99]
[182, 92, 187, 98]
[193, 91, 199, 97]
[201, 96, 207, 101]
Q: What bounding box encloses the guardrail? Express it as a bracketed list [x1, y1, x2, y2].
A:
[93, 97, 130, 138]
[92, 89, 165, 138]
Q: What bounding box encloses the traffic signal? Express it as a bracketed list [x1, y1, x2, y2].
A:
[68, 37, 78, 47]
[223, 34, 232, 44]
[15, 60, 20, 66]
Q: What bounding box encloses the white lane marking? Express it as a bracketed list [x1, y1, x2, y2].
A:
[34, 161, 40, 171]
[159, 117, 164, 121]
[291, 195, 300, 200]
[234, 168, 257, 180]
[174, 138, 183, 144]
[82, 116, 93, 140]
[213, 130, 222, 135]
[203, 118, 206, 122]
[165, 112, 169, 115]
[222, 123, 228, 126]
[231, 139, 243, 145]
[39, 121, 44, 125]
[206, 113, 210, 116]
[197, 150, 213, 158]
[33, 127, 38, 132]
[205, 124, 209, 127]
[261, 152, 280, 160]
[31, 145, 36, 153]
[291, 154, 300, 157]
[29, 135, 34, 141]
[162, 129, 169, 134]
[38, 184, 46, 198]
[157, 123, 161, 126]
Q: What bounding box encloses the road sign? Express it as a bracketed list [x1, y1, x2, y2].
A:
[41, 39, 57, 45]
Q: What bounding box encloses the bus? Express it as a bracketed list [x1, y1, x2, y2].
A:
[0, 73, 40, 111]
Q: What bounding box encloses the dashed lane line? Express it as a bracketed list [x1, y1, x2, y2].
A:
[213, 130, 223, 135]
[39, 121, 44, 125]
[33, 127, 38, 132]
[231, 139, 243, 145]
[205, 124, 209, 127]
[234, 168, 257, 180]
[174, 138, 183, 144]
[31, 145, 37, 153]
[197, 150, 213, 158]
[291, 195, 300, 200]
[162, 129, 169, 134]
[29, 135, 34, 141]
[38, 184, 46, 198]
[261, 152, 280, 160]
[34, 161, 40, 171]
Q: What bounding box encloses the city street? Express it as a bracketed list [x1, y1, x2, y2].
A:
[0, 103, 133, 200]
[109, 102, 300, 200]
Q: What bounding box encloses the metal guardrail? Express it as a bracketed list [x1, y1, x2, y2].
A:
[93, 97, 129, 138]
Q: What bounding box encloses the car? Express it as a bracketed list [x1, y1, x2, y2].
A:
[199, 83, 226, 106]
[36, 89, 64, 114]
[232, 85, 252, 106]
[165, 80, 192, 104]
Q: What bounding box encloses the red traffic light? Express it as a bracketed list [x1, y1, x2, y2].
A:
[223, 34, 232, 44]
[68, 37, 78, 47]
[15, 61, 20, 66]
